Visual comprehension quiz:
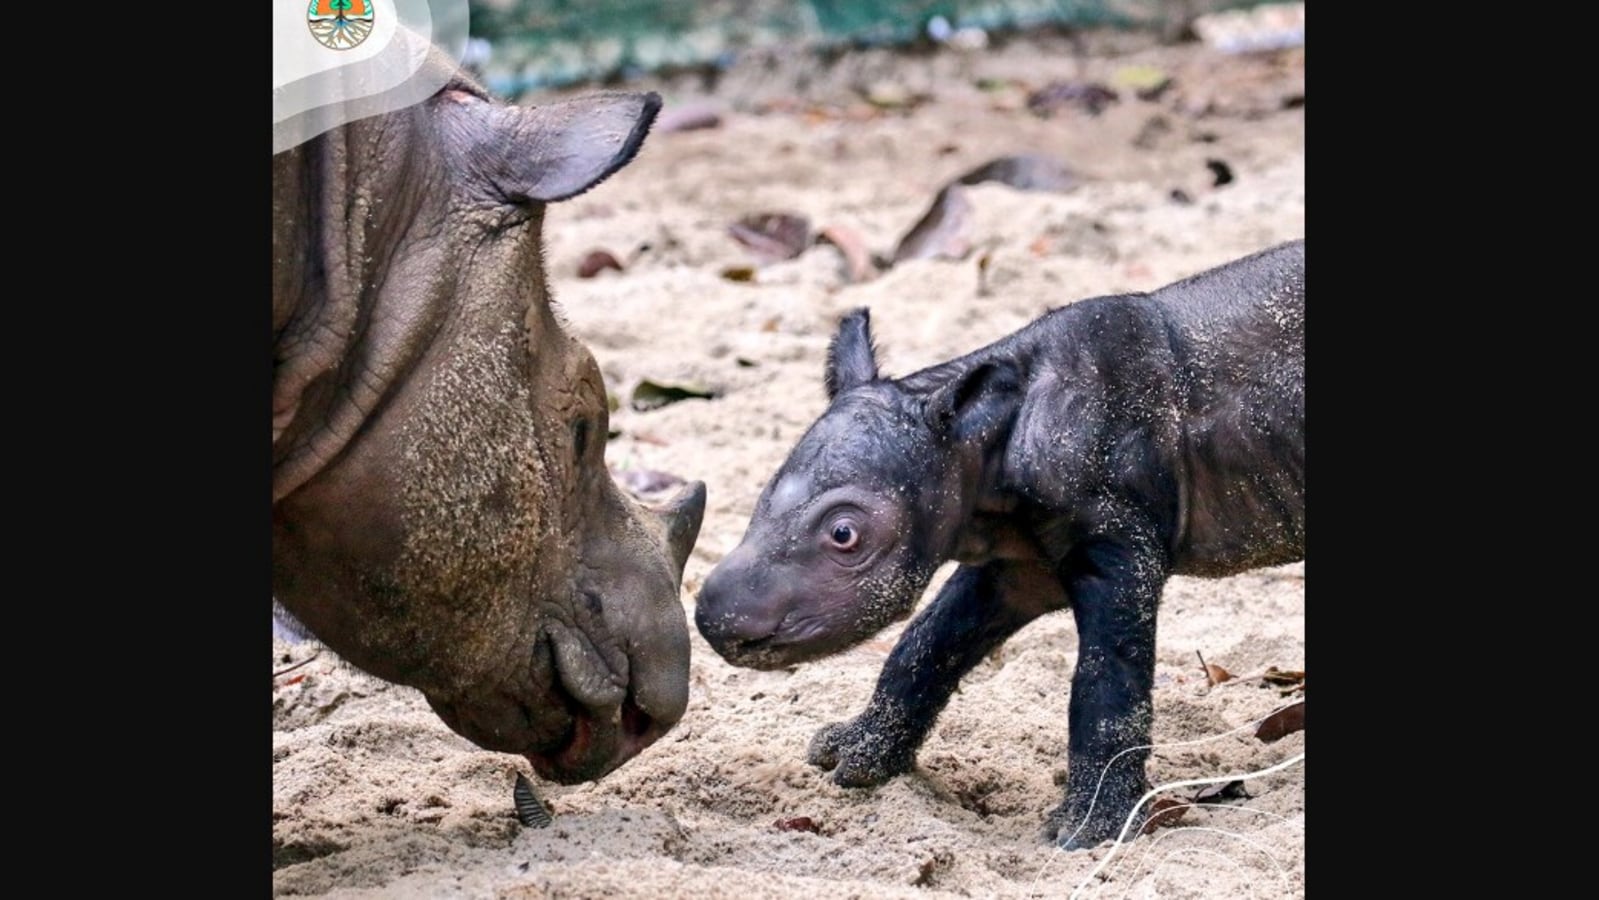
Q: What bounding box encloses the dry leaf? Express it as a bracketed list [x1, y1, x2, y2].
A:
[1027, 80, 1119, 117]
[1261, 667, 1305, 686]
[818, 224, 876, 283]
[729, 212, 813, 265]
[720, 266, 757, 282]
[957, 155, 1081, 193]
[577, 249, 623, 278]
[774, 816, 820, 833]
[631, 379, 716, 412]
[1197, 650, 1233, 686]
[1141, 796, 1187, 834]
[893, 184, 972, 263]
[1255, 701, 1305, 742]
[1193, 780, 1251, 804]
[1113, 65, 1174, 101]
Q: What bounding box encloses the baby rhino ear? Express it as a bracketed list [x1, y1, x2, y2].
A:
[825, 308, 880, 399]
[924, 361, 1022, 442]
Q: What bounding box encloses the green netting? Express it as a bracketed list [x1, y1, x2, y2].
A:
[467, 1, 1272, 93]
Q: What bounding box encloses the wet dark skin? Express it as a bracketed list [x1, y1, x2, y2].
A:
[696, 239, 1303, 848]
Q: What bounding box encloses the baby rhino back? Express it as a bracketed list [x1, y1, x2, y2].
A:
[1159, 239, 1304, 575]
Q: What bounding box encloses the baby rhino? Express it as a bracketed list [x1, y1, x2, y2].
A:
[695, 239, 1304, 848]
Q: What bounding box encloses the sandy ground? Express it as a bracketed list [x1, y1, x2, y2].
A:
[273, 27, 1305, 899]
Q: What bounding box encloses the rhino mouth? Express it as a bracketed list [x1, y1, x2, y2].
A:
[698, 604, 848, 671]
[521, 616, 674, 783]
[526, 691, 667, 784]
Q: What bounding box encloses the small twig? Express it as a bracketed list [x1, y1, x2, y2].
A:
[273, 651, 322, 680]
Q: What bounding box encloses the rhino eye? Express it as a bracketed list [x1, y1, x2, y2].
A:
[828, 520, 860, 552]
[572, 419, 591, 458]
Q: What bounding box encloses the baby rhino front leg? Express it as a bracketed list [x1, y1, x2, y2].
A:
[809, 561, 1066, 786]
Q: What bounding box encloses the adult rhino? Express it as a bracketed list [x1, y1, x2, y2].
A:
[272, 48, 705, 785]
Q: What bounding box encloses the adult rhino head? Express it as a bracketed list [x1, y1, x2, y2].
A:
[272, 50, 705, 784]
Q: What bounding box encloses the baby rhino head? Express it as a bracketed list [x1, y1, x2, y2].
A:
[695, 309, 1016, 670]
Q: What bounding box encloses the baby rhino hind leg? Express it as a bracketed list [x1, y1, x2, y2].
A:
[1044, 534, 1167, 850]
[808, 560, 1067, 786]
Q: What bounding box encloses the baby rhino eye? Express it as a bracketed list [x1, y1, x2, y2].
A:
[829, 520, 860, 552]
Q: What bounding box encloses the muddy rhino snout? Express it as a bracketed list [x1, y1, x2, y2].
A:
[522, 478, 708, 784]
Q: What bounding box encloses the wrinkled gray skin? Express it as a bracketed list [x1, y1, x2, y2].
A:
[273, 49, 705, 785]
[697, 240, 1303, 847]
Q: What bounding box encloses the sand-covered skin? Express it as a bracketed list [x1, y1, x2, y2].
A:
[273, 29, 1305, 899]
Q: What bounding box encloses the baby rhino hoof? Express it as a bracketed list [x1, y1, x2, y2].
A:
[1042, 795, 1150, 850]
[806, 718, 915, 788]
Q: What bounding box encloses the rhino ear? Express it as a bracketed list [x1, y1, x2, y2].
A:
[451, 90, 662, 204]
[825, 308, 880, 400]
[924, 361, 1022, 443]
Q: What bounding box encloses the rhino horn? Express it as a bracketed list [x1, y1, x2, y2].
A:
[657, 480, 707, 574]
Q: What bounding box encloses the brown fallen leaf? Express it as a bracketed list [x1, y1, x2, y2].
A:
[1261, 666, 1305, 687]
[631, 379, 717, 412]
[893, 184, 972, 263]
[577, 249, 623, 278]
[818, 224, 876, 283]
[1197, 650, 1233, 687]
[1256, 701, 1305, 742]
[729, 212, 813, 265]
[774, 816, 820, 833]
[1141, 796, 1187, 834]
[720, 266, 757, 283]
[957, 155, 1081, 193]
[1027, 80, 1119, 117]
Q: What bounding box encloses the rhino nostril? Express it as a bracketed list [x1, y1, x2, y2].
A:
[621, 696, 654, 738]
